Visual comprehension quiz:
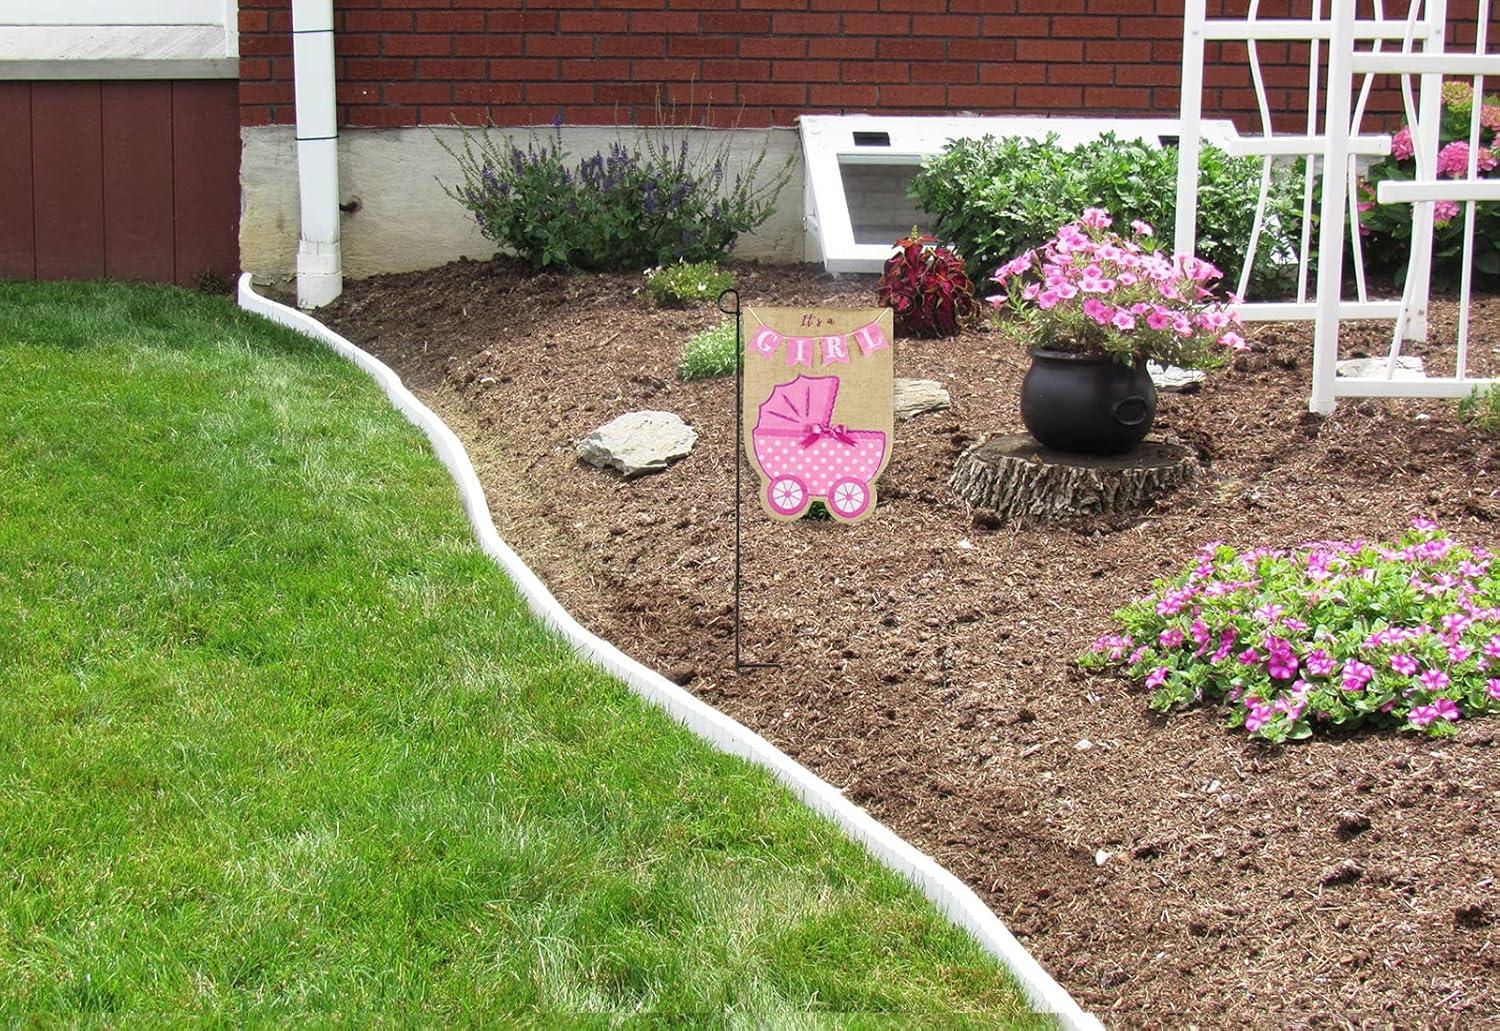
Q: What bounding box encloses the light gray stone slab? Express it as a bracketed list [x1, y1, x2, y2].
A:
[577, 410, 697, 478]
[894, 377, 951, 420]
[1336, 355, 1426, 380]
[1147, 361, 1206, 393]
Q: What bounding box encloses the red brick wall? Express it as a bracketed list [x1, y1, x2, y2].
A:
[238, 0, 1489, 132]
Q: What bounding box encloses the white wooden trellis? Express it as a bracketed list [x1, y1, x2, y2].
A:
[1311, 0, 1499, 411]
[1174, 0, 1431, 327]
[1175, 0, 1500, 412]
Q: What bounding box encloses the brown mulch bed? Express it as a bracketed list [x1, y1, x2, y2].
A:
[320, 259, 1500, 1029]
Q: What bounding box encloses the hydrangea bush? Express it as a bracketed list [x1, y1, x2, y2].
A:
[1081, 520, 1500, 742]
[1358, 80, 1500, 288]
[988, 209, 1247, 368]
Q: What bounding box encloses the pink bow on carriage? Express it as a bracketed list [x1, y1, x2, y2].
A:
[799, 422, 856, 448]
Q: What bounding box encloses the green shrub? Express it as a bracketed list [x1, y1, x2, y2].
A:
[1359, 80, 1500, 289]
[441, 125, 793, 272]
[908, 132, 1304, 296]
[645, 261, 734, 308]
[680, 320, 738, 381]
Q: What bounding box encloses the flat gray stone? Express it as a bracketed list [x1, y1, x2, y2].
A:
[576, 410, 697, 478]
[894, 378, 951, 420]
[1336, 355, 1426, 380]
[1147, 361, 1206, 393]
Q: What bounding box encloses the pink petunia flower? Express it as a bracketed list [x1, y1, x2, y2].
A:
[1305, 649, 1335, 678]
[1341, 659, 1375, 692]
[1418, 668, 1451, 693]
[1244, 701, 1273, 733]
[1389, 653, 1419, 676]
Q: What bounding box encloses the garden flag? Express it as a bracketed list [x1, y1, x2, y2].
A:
[743, 306, 894, 524]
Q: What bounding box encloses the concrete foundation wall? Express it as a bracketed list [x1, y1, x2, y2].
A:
[240, 124, 807, 285]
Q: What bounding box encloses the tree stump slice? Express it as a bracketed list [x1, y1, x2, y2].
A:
[950, 433, 1198, 522]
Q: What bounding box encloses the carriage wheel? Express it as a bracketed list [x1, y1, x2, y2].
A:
[828, 478, 871, 520]
[766, 475, 809, 517]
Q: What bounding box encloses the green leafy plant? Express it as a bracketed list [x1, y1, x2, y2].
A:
[875, 230, 978, 338]
[1080, 520, 1500, 742]
[1358, 80, 1500, 288]
[680, 319, 738, 381]
[909, 133, 1304, 296]
[441, 123, 793, 272]
[1459, 385, 1500, 432]
[645, 261, 734, 308]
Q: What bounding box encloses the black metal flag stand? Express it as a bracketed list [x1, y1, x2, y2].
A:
[718, 287, 779, 672]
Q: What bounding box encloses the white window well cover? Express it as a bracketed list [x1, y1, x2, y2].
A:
[798, 114, 1243, 274]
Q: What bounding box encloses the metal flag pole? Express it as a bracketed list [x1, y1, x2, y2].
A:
[718, 287, 779, 672]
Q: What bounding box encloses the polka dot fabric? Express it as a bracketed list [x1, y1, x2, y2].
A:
[752, 432, 887, 499]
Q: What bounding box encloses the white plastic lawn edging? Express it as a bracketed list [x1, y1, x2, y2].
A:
[236, 274, 1103, 1031]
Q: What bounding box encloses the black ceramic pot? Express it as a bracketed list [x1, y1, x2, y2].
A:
[1019, 349, 1157, 455]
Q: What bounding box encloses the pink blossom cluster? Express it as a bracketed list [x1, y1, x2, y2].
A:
[1437, 140, 1499, 177]
[1368, 84, 1500, 231]
[1082, 518, 1500, 741]
[1391, 125, 1415, 161]
[989, 210, 1245, 368]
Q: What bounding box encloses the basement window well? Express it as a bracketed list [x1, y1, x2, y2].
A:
[798, 115, 1242, 274]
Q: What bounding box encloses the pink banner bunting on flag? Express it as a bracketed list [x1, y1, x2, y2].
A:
[751, 326, 782, 358]
[820, 335, 849, 364]
[853, 322, 889, 357]
[784, 337, 814, 367]
[747, 319, 887, 365]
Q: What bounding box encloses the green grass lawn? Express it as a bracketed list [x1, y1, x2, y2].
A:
[0, 281, 1044, 1025]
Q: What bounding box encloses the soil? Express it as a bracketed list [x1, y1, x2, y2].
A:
[321, 259, 1500, 1029]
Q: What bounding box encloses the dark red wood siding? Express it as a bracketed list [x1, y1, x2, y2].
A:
[0, 80, 239, 286]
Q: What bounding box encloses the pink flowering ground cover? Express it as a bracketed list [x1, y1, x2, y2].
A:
[1084, 519, 1500, 743]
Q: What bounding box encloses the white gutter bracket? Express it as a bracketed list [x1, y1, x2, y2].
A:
[291, 0, 341, 309]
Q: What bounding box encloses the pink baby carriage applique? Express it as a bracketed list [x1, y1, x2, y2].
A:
[751, 374, 887, 521]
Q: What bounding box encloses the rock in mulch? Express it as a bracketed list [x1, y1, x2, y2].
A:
[576, 410, 697, 478]
[1334, 810, 1372, 840]
[1337, 355, 1426, 379]
[1147, 361, 1206, 393]
[1320, 859, 1365, 887]
[893, 378, 951, 420]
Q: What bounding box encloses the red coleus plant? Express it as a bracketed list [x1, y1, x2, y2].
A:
[875, 230, 978, 339]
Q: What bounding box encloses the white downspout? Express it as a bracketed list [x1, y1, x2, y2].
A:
[291, 0, 342, 308]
